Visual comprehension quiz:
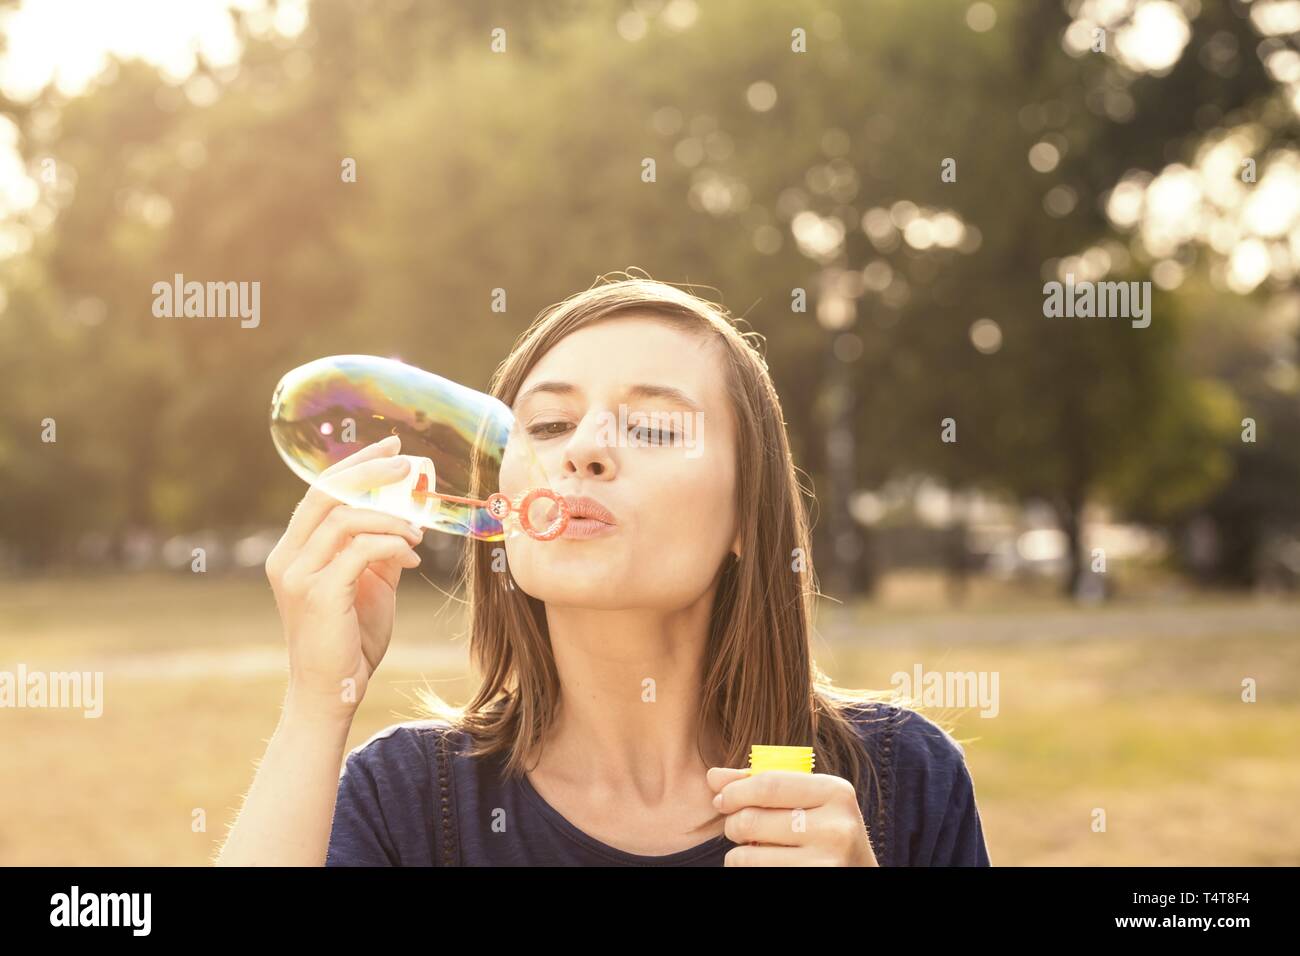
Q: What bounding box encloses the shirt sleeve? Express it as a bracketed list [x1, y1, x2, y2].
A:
[325, 744, 400, 866]
[888, 709, 992, 866]
[325, 723, 438, 867]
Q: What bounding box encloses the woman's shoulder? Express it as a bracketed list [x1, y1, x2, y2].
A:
[342, 717, 469, 779]
[839, 699, 990, 866]
[841, 700, 969, 772]
[328, 718, 468, 866]
[348, 717, 461, 753]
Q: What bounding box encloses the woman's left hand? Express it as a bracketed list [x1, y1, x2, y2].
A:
[706, 767, 879, 866]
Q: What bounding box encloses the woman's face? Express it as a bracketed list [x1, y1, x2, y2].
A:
[498, 315, 739, 610]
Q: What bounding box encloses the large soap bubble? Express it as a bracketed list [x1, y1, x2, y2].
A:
[269, 354, 568, 541]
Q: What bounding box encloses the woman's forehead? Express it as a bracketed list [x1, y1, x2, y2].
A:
[519, 317, 726, 404]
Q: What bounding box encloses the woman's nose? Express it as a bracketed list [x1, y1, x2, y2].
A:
[561, 414, 617, 479]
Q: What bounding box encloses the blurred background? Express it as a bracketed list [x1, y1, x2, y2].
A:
[0, 0, 1297, 865]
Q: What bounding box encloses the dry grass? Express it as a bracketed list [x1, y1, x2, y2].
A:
[1, 571, 1296, 865]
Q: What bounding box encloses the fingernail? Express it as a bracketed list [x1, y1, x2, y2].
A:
[381, 434, 400, 447]
[712, 793, 722, 809]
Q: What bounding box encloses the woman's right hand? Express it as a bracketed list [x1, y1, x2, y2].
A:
[265, 434, 425, 719]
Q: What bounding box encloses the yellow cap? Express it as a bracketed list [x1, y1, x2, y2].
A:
[747, 744, 815, 775]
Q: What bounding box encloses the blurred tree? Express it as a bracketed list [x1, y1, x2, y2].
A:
[0, 0, 1293, 600]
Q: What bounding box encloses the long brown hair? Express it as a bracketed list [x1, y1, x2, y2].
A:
[416, 270, 897, 806]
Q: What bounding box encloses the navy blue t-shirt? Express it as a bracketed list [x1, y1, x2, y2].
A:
[326, 702, 991, 866]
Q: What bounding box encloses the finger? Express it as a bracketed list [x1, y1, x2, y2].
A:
[706, 767, 751, 794]
[315, 533, 420, 599]
[297, 505, 423, 574]
[320, 433, 401, 478]
[724, 844, 820, 867]
[713, 770, 840, 813]
[723, 805, 819, 848]
[283, 453, 410, 551]
[364, 551, 410, 591]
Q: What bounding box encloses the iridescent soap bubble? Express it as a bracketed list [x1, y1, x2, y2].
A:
[269, 354, 568, 541]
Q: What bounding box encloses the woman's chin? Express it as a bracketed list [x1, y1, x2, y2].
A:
[519, 581, 630, 609]
[509, 548, 624, 592]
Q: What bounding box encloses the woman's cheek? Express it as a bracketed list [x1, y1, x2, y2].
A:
[501, 535, 530, 588]
[495, 448, 517, 497]
[670, 459, 733, 529]
[498, 451, 550, 503]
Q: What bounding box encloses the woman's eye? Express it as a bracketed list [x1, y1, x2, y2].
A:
[629, 424, 678, 444]
[527, 421, 572, 438]
[525, 420, 680, 443]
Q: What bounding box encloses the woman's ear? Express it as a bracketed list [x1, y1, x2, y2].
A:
[731, 533, 741, 560]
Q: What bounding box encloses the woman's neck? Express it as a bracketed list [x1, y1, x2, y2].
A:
[535, 599, 727, 798]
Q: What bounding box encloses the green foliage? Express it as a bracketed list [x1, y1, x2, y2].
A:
[0, 0, 1292, 580]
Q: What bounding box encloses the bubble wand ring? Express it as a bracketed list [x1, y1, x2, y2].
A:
[414, 485, 571, 541]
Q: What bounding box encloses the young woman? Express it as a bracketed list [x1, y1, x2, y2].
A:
[215, 275, 991, 867]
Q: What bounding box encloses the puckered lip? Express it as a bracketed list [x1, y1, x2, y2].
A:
[561, 495, 617, 525]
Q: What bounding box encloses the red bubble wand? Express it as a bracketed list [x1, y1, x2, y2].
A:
[410, 472, 570, 541]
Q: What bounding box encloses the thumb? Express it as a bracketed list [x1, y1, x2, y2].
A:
[706, 766, 751, 794]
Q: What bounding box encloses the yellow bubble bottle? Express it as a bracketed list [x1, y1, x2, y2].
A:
[742, 745, 815, 846]
[747, 744, 815, 774]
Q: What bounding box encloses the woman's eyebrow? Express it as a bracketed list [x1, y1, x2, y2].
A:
[515, 381, 703, 413]
[625, 383, 704, 413]
[515, 381, 577, 407]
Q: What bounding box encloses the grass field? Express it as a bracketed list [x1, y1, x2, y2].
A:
[1, 570, 1296, 865]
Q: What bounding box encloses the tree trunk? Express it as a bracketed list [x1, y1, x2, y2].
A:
[1055, 494, 1085, 599]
